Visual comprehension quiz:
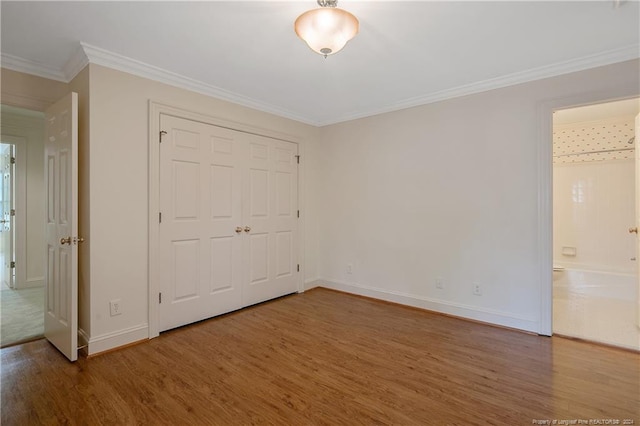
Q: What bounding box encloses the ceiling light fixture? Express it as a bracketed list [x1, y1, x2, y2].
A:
[294, 0, 359, 58]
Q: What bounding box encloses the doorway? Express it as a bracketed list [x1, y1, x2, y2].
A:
[0, 105, 46, 348]
[552, 98, 640, 350]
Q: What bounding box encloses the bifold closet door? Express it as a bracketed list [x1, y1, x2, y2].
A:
[158, 115, 298, 332]
[159, 115, 243, 332]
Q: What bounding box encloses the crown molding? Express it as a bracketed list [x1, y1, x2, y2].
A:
[4, 42, 638, 127]
[0, 52, 67, 82]
[319, 44, 640, 126]
[63, 45, 90, 82]
[78, 43, 320, 126]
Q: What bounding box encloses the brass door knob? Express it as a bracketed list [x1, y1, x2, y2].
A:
[74, 237, 85, 244]
[629, 227, 638, 234]
[235, 226, 243, 233]
[244, 226, 251, 233]
[60, 237, 72, 245]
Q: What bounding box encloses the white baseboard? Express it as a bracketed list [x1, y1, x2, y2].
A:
[318, 278, 539, 333]
[304, 278, 322, 291]
[86, 324, 149, 355]
[15, 277, 44, 289]
[77, 328, 90, 357]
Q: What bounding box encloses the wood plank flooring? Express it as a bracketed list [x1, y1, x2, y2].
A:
[2, 288, 639, 425]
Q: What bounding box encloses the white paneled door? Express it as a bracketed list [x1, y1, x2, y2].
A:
[242, 133, 298, 306]
[158, 115, 298, 332]
[44, 92, 78, 362]
[0, 143, 14, 289]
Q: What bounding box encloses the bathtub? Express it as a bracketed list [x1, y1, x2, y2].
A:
[553, 267, 637, 301]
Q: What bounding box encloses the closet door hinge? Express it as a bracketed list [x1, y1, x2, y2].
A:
[159, 212, 162, 223]
[159, 292, 162, 304]
[297, 210, 300, 218]
[10, 261, 15, 269]
[297, 264, 300, 272]
[159, 130, 167, 143]
[10, 157, 15, 164]
[295, 155, 300, 164]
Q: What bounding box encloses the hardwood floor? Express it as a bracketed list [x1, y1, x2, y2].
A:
[2, 288, 639, 425]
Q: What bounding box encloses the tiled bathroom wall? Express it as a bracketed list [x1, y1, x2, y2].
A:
[553, 116, 636, 273]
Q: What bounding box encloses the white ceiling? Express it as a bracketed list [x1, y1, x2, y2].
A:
[1, 1, 639, 126]
[554, 97, 640, 125]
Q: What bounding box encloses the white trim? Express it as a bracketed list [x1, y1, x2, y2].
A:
[85, 324, 149, 356]
[1, 52, 67, 82]
[78, 328, 90, 357]
[537, 101, 554, 336]
[148, 101, 306, 338]
[82, 43, 640, 126]
[148, 102, 161, 338]
[318, 279, 539, 333]
[62, 45, 90, 82]
[6, 43, 636, 127]
[78, 327, 89, 346]
[296, 140, 306, 294]
[23, 277, 44, 288]
[80, 43, 317, 126]
[328, 46, 640, 126]
[536, 91, 640, 337]
[304, 278, 321, 291]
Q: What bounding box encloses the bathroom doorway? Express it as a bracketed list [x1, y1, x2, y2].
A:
[552, 97, 640, 351]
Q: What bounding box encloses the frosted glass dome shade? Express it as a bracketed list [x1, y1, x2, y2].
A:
[295, 7, 359, 57]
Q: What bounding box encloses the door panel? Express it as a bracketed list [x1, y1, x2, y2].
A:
[242, 134, 298, 306]
[159, 115, 298, 331]
[44, 92, 78, 362]
[0, 144, 14, 289]
[159, 115, 243, 332]
[210, 236, 233, 293]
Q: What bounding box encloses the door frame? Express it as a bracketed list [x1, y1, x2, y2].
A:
[147, 101, 306, 338]
[0, 135, 26, 289]
[537, 90, 640, 336]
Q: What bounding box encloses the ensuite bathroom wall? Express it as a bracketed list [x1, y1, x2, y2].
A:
[552, 101, 639, 350]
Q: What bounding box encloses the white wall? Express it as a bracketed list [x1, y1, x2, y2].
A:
[315, 59, 640, 333]
[84, 64, 320, 353]
[553, 117, 636, 273]
[0, 106, 45, 288]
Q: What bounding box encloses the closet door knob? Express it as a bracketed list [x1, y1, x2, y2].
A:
[629, 227, 638, 234]
[235, 227, 243, 233]
[244, 226, 251, 233]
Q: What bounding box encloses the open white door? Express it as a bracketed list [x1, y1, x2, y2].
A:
[0, 143, 14, 289]
[44, 92, 78, 362]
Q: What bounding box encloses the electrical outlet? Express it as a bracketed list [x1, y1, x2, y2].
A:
[346, 263, 353, 274]
[110, 299, 122, 316]
[435, 277, 444, 289]
[473, 283, 482, 296]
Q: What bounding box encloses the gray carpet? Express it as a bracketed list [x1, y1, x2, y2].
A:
[0, 285, 44, 347]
